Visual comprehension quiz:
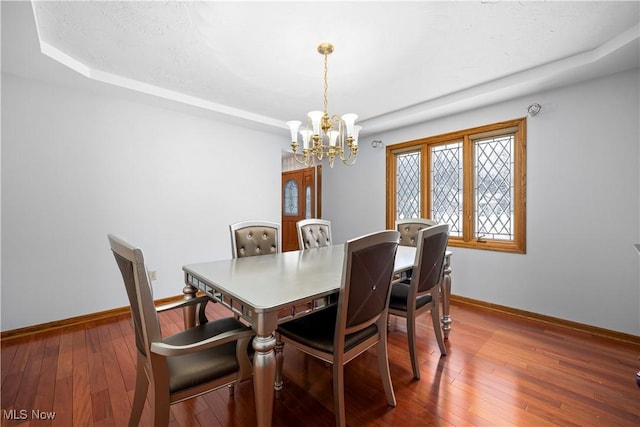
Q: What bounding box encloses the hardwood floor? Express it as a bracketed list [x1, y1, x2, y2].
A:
[2, 301, 639, 426]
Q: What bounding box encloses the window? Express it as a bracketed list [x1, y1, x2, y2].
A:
[386, 118, 526, 253]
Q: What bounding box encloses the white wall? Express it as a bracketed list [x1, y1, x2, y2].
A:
[324, 69, 640, 335]
[1, 73, 286, 331]
[2, 50, 638, 337]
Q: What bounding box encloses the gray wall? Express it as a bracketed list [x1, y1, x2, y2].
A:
[1, 73, 286, 330]
[2, 2, 638, 335]
[324, 69, 640, 335]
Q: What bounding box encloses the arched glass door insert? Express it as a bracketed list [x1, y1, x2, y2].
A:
[284, 179, 299, 216]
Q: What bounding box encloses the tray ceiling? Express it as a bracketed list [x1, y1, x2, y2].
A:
[12, 1, 640, 134]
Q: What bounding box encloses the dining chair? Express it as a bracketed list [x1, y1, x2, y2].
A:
[277, 230, 400, 427]
[229, 220, 281, 258]
[107, 234, 254, 427]
[296, 218, 332, 250]
[388, 224, 449, 380]
[395, 218, 438, 281]
[396, 218, 437, 247]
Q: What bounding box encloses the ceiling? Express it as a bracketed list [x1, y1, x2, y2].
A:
[6, 1, 640, 136]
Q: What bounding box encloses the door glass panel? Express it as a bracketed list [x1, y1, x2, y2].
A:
[284, 179, 298, 216]
[305, 186, 311, 219]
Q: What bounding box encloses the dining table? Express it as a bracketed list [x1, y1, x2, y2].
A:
[182, 244, 452, 427]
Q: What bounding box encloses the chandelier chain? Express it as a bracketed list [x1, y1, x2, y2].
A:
[323, 52, 329, 115]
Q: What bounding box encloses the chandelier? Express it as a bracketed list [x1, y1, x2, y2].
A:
[286, 43, 360, 168]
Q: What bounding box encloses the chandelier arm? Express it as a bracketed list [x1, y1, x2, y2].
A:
[328, 152, 335, 168]
[342, 156, 357, 166]
[338, 145, 354, 162]
[291, 142, 315, 166]
[339, 138, 359, 162]
[291, 149, 309, 165]
[312, 137, 325, 160]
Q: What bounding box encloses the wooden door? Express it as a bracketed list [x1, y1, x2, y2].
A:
[282, 167, 317, 252]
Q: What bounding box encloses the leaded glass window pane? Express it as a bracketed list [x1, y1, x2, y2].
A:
[283, 179, 298, 216]
[474, 134, 514, 240]
[395, 151, 421, 220]
[431, 142, 463, 237]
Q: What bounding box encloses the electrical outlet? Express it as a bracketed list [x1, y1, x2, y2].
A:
[148, 270, 157, 281]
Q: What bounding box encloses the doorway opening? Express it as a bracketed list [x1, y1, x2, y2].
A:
[281, 153, 322, 252]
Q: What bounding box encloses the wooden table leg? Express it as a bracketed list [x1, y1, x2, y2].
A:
[441, 252, 452, 339]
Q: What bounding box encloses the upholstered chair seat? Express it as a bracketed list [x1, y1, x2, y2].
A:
[276, 305, 377, 353]
[388, 281, 433, 312]
[163, 317, 247, 393]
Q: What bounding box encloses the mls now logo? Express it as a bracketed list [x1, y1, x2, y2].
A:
[3, 409, 56, 420]
[3, 409, 28, 420]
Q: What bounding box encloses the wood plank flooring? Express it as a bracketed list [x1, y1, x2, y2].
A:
[2, 301, 639, 426]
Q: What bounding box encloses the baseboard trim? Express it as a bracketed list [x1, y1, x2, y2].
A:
[0, 295, 184, 343]
[451, 295, 640, 345]
[2, 294, 638, 346]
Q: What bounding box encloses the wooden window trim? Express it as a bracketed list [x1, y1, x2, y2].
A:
[386, 118, 527, 254]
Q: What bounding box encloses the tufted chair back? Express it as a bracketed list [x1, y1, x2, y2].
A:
[229, 220, 281, 258]
[395, 218, 437, 247]
[296, 218, 333, 250]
